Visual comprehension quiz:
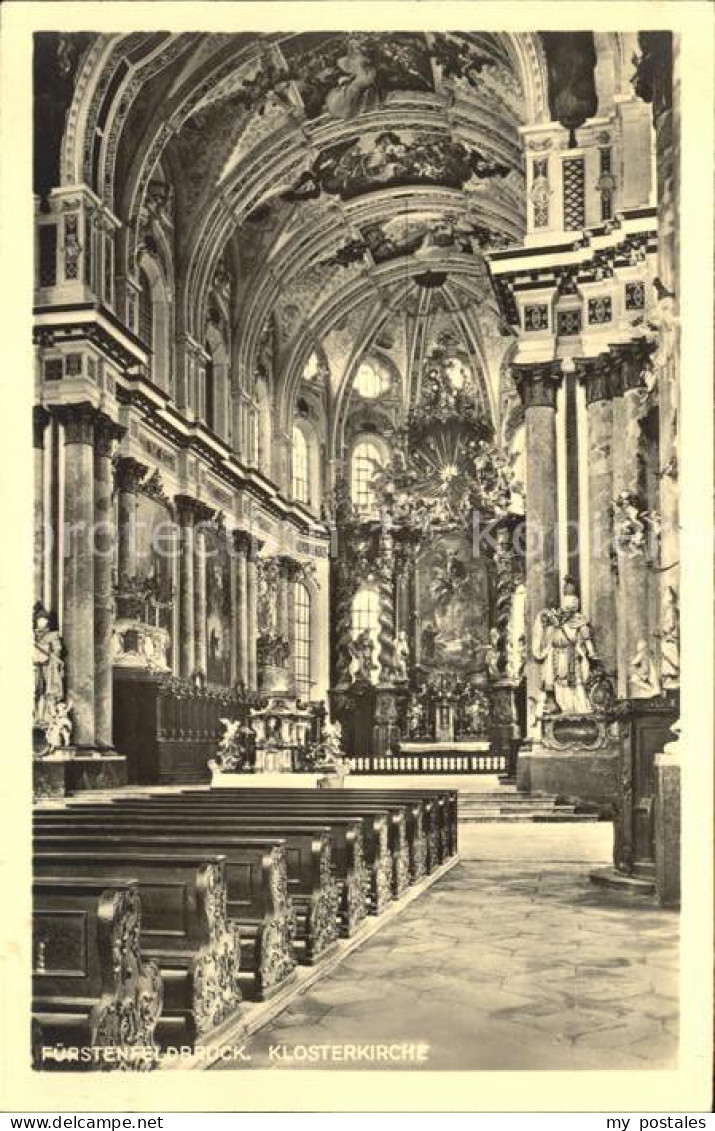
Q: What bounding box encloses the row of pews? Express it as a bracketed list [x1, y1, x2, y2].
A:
[32, 786, 458, 1068]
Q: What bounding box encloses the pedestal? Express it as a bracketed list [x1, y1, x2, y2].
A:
[516, 713, 619, 811]
[373, 685, 409, 756]
[654, 747, 681, 907]
[33, 753, 128, 801]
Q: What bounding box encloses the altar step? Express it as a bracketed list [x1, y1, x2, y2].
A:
[458, 790, 600, 823]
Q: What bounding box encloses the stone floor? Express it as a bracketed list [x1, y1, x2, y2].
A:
[214, 823, 679, 1072]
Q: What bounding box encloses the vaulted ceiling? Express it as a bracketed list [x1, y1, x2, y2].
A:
[41, 31, 604, 435]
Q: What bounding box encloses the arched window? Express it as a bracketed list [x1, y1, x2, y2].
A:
[351, 585, 380, 683]
[138, 270, 154, 362]
[292, 425, 309, 503]
[294, 583, 311, 697]
[354, 360, 389, 399]
[137, 256, 172, 395]
[204, 346, 215, 433]
[254, 379, 272, 474]
[351, 439, 383, 514]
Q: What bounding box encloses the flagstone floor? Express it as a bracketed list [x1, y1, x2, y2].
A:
[215, 823, 679, 1071]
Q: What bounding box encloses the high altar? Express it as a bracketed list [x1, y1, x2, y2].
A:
[329, 341, 527, 774]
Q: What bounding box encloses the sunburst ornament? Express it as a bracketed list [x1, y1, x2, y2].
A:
[370, 346, 519, 538]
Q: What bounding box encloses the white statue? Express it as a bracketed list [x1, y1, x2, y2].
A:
[532, 577, 597, 715]
[44, 699, 73, 752]
[394, 631, 410, 683]
[629, 638, 661, 698]
[659, 586, 680, 688]
[33, 604, 65, 729]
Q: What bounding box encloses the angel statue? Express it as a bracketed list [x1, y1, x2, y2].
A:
[44, 699, 73, 752]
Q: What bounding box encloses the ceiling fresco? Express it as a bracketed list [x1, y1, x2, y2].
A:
[45, 30, 603, 427]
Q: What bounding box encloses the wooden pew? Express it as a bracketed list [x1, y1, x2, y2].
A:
[33, 823, 338, 967]
[51, 801, 382, 923]
[37, 808, 363, 942]
[174, 794, 411, 899]
[33, 821, 296, 1000]
[33, 849, 240, 1048]
[99, 795, 396, 912]
[32, 877, 163, 1070]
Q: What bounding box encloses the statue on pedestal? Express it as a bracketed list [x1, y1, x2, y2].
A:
[33, 603, 72, 753]
[393, 631, 410, 683]
[33, 604, 65, 728]
[532, 577, 598, 715]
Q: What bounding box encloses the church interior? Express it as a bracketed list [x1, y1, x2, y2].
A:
[30, 29, 681, 1072]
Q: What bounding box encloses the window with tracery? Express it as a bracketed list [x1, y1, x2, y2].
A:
[292, 425, 309, 503]
[351, 439, 383, 514]
[294, 583, 311, 697]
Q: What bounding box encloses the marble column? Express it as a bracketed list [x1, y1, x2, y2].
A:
[245, 540, 261, 691]
[611, 341, 653, 698]
[114, 457, 147, 582]
[232, 531, 251, 690]
[192, 503, 212, 678]
[632, 32, 680, 694]
[33, 406, 50, 604]
[175, 496, 196, 678]
[55, 404, 97, 748]
[514, 362, 562, 734]
[93, 415, 125, 748]
[576, 355, 617, 677]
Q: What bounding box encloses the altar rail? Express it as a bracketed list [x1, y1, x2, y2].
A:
[346, 752, 507, 775]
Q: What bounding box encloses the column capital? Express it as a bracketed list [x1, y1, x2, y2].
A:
[513, 360, 563, 410]
[575, 354, 613, 406]
[114, 455, 148, 494]
[94, 414, 126, 458]
[33, 405, 51, 448]
[609, 338, 656, 395]
[53, 402, 98, 445]
[277, 554, 302, 581]
[232, 528, 254, 556]
[175, 494, 214, 527]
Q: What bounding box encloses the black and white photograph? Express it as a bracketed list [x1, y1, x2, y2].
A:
[1, 1, 712, 1117]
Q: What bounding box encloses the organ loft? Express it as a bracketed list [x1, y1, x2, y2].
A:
[29, 28, 683, 1071]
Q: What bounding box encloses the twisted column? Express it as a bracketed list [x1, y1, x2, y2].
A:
[377, 527, 396, 683]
